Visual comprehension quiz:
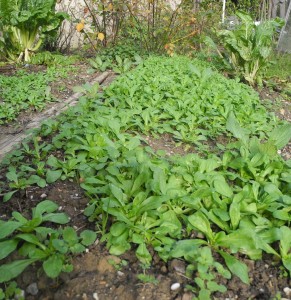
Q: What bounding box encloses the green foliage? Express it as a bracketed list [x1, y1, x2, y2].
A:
[0, 200, 96, 283]
[88, 44, 144, 73]
[217, 11, 284, 85]
[0, 281, 24, 300]
[0, 55, 290, 298]
[0, 65, 72, 124]
[0, 0, 68, 62]
[263, 53, 291, 97]
[104, 56, 279, 142]
[30, 52, 78, 66]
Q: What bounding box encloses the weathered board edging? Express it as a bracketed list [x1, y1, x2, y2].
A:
[0, 71, 112, 161]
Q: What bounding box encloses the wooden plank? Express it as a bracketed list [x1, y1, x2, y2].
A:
[0, 71, 112, 161]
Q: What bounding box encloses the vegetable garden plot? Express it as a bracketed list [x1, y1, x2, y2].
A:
[0, 56, 291, 300]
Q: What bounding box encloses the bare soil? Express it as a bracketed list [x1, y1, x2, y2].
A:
[0, 64, 290, 300]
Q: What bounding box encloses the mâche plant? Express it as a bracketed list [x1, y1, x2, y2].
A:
[0, 200, 96, 282]
[0, 55, 290, 298]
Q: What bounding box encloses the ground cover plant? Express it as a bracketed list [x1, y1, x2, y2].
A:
[0, 62, 75, 125]
[0, 54, 290, 299]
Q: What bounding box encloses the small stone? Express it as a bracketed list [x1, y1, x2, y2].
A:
[182, 292, 194, 300]
[259, 288, 265, 293]
[160, 265, 167, 273]
[82, 293, 88, 300]
[197, 232, 205, 239]
[93, 292, 99, 300]
[40, 193, 47, 199]
[16, 290, 25, 299]
[117, 271, 124, 276]
[170, 259, 186, 274]
[170, 282, 181, 291]
[26, 283, 38, 295]
[283, 287, 291, 296]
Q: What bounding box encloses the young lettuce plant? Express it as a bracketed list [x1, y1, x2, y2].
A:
[217, 11, 284, 85]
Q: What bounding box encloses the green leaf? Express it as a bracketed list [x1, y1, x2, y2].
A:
[229, 202, 240, 229]
[110, 222, 128, 237]
[279, 226, 291, 257]
[226, 112, 249, 144]
[109, 242, 131, 255]
[42, 213, 69, 224]
[33, 200, 59, 218]
[43, 255, 63, 278]
[269, 124, 291, 149]
[0, 239, 19, 260]
[27, 175, 46, 188]
[46, 169, 62, 183]
[218, 250, 249, 284]
[12, 211, 28, 224]
[282, 256, 291, 274]
[207, 281, 227, 293]
[213, 177, 233, 198]
[0, 259, 37, 283]
[63, 227, 78, 246]
[80, 230, 97, 246]
[16, 233, 45, 249]
[3, 190, 18, 202]
[70, 243, 86, 254]
[136, 243, 152, 266]
[52, 239, 68, 254]
[0, 221, 21, 239]
[109, 184, 124, 205]
[188, 211, 214, 241]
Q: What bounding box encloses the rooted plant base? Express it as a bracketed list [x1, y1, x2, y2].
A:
[0, 180, 290, 300]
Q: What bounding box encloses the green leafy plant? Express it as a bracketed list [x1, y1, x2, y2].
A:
[0, 64, 74, 124]
[112, 55, 132, 74]
[0, 0, 68, 62]
[216, 11, 284, 85]
[1, 55, 290, 298]
[0, 200, 96, 282]
[88, 55, 111, 72]
[0, 281, 24, 300]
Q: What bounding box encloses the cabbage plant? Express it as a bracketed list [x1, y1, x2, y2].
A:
[0, 0, 68, 62]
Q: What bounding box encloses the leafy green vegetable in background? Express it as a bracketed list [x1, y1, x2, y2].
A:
[217, 11, 284, 85]
[0, 0, 68, 62]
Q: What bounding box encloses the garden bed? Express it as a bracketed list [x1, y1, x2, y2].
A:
[0, 55, 290, 300]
